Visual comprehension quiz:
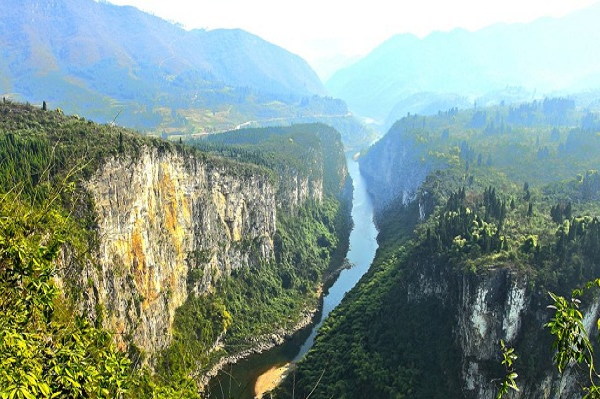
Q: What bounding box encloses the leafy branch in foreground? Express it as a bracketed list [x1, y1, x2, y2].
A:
[545, 279, 600, 399]
[0, 192, 134, 399]
[497, 278, 600, 399]
[496, 339, 519, 399]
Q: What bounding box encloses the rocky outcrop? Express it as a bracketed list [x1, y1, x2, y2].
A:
[405, 258, 596, 399]
[360, 120, 441, 212]
[71, 147, 282, 359]
[360, 124, 594, 397]
[277, 166, 324, 213]
[457, 270, 529, 398]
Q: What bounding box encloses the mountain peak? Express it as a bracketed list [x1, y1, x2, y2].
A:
[326, 3, 600, 122]
[0, 0, 325, 101]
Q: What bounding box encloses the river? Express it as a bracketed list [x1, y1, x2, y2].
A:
[209, 154, 378, 399]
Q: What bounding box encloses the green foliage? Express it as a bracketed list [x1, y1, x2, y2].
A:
[0, 102, 297, 398]
[496, 340, 519, 399]
[0, 101, 265, 202]
[0, 194, 135, 399]
[190, 123, 347, 197]
[581, 170, 600, 200]
[157, 297, 231, 380]
[156, 124, 351, 387]
[0, 184, 209, 398]
[541, 280, 600, 398]
[546, 291, 592, 374]
[424, 187, 506, 258]
[0, 101, 351, 397]
[278, 242, 463, 398]
[157, 196, 351, 385]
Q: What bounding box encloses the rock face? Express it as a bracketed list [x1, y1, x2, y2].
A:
[276, 166, 324, 213]
[360, 120, 441, 212]
[406, 257, 597, 399]
[69, 146, 322, 359]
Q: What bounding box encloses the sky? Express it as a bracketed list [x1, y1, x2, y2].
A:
[106, 0, 600, 80]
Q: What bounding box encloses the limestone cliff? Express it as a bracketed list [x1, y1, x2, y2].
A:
[275, 165, 324, 213]
[0, 102, 353, 398]
[406, 256, 596, 399]
[360, 119, 443, 213]
[197, 123, 347, 214]
[71, 146, 281, 358]
[287, 103, 600, 398]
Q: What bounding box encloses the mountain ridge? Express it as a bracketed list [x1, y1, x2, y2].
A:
[0, 0, 325, 96]
[326, 2, 600, 123]
[0, 0, 335, 134]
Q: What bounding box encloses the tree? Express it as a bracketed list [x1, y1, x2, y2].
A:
[0, 194, 135, 398]
[565, 202, 573, 220]
[545, 282, 600, 398]
[496, 340, 519, 399]
[523, 182, 531, 201]
[0, 191, 203, 399]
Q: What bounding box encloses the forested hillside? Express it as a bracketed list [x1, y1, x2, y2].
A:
[0, 0, 326, 98]
[0, 101, 352, 398]
[191, 124, 348, 198]
[279, 99, 600, 398]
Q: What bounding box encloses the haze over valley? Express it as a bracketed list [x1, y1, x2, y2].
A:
[327, 3, 600, 128]
[3, 1, 600, 399]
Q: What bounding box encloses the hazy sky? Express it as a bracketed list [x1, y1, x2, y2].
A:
[107, 0, 600, 79]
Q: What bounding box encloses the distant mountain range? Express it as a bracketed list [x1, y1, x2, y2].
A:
[0, 0, 347, 135]
[326, 3, 600, 125]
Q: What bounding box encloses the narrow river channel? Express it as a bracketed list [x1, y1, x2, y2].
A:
[210, 154, 379, 399]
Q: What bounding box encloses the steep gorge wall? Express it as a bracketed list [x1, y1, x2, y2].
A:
[66, 146, 323, 360]
[276, 165, 324, 213]
[406, 257, 595, 398]
[360, 123, 440, 213]
[360, 141, 594, 398]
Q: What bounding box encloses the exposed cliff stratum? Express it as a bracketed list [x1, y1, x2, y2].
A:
[76, 147, 277, 357]
[360, 116, 445, 213]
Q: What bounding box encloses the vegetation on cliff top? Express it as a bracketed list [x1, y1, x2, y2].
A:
[190, 123, 347, 196]
[280, 99, 600, 398]
[0, 100, 270, 199]
[0, 101, 237, 397]
[0, 186, 205, 398]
